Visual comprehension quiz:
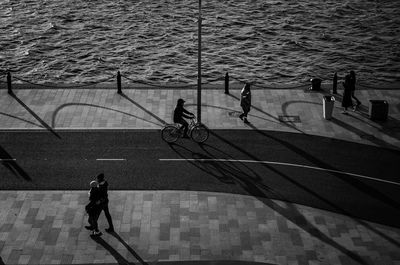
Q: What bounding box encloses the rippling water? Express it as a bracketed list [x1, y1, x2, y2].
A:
[1, 0, 400, 85]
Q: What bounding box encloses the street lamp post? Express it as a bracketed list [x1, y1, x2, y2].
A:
[197, 0, 202, 123]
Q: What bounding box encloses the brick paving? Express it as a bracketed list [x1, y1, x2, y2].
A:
[1, 86, 400, 264]
[0, 191, 399, 265]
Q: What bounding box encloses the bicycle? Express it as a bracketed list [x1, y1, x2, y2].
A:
[161, 116, 209, 143]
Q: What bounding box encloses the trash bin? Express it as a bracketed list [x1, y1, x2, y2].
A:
[310, 78, 322, 90]
[369, 100, 388, 121]
[323, 95, 335, 120]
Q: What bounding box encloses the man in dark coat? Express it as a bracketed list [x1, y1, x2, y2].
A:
[96, 173, 115, 233]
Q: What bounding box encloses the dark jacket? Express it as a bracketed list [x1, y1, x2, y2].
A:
[85, 187, 101, 213]
[342, 75, 353, 108]
[98, 180, 109, 204]
[173, 105, 193, 123]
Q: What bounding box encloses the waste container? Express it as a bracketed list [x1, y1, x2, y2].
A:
[323, 96, 335, 120]
[310, 78, 322, 90]
[369, 100, 388, 121]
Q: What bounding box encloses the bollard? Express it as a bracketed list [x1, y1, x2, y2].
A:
[224, 72, 229, 94]
[310, 78, 322, 90]
[332, 72, 337, 94]
[7, 72, 12, 94]
[117, 71, 122, 94]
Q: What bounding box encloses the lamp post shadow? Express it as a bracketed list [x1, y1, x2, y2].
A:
[10, 92, 61, 139]
[90, 235, 132, 265]
[168, 141, 368, 265]
[0, 144, 31, 181]
[108, 232, 149, 265]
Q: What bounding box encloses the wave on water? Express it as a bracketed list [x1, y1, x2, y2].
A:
[0, 0, 400, 85]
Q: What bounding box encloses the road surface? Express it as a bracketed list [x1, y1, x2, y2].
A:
[1, 130, 400, 227]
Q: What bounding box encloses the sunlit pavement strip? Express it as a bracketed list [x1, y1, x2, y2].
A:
[0, 88, 399, 149]
[159, 158, 400, 187]
[0, 190, 399, 265]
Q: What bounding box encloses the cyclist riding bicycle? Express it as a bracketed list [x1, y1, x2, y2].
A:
[173, 98, 194, 138]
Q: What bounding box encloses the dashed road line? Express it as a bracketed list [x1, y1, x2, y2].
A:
[159, 158, 400, 187]
[96, 158, 127, 161]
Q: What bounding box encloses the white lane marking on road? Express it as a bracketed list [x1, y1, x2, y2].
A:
[0, 159, 16, 161]
[159, 158, 400, 187]
[96, 158, 126, 161]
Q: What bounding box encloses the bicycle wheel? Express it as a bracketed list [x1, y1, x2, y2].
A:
[161, 125, 180, 143]
[191, 124, 209, 143]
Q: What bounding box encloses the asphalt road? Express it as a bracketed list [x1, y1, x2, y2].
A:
[1, 130, 400, 227]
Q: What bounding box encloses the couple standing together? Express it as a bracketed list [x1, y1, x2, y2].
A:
[342, 70, 362, 113]
[85, 173, 114, 236]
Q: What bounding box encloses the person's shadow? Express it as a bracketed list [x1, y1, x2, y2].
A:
[90, 232, 148, 265]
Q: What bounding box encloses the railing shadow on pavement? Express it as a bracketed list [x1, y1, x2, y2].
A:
[51, 103, 164, 128]
[167, 140, 369, 265]
[226, 93, 306, 134]
[108, 232, 149, 265]
[243, 123, 400, 247]
[329, 93, 400, 145]
[185, 103, 283, 127]
[0, 144, 31, 181]
[281, 99, 400, 149]
[119, 92, 167, 126]
[345, 112, 400, 146]
[9, 92, 61, 139]
[280, 100, 323, 131]
[329, 116, 400, 151]
[0, 112, 44, 128]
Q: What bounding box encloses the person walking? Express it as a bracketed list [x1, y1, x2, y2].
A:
[341, 74, 353, 114]
[96, 173, 115, 233]
[239, 83, 251, 124]
[349, 70, 361, 110]
[85, 180, 102, 236]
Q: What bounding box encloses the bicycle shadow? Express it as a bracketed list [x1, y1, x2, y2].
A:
[167, 141, 368, 265]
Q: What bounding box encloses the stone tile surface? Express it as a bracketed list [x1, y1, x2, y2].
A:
[0, 87, 399, 149]
[0, 190, 399, 265]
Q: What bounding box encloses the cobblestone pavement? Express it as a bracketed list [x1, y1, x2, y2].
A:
[0, 191, 399, 265]
[1, 87, 400, 264]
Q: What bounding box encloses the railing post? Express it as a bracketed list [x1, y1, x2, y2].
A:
[332, 72, 337, 94]
[7, 72, 12, 94]
[117, 71, 122, 94]
[224, 72, 229, 94]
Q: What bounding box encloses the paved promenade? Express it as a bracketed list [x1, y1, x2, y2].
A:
[0, 86, 399, 148]
[1, 85, 400, 264]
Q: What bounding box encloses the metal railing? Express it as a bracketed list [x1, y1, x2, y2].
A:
[2, 70, 397, 95]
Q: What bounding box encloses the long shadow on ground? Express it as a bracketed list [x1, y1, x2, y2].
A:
[168, 142, 369, 264]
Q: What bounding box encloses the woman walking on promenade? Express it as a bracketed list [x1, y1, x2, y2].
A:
[239, 83, 251, 124]
[349, 70, 361, 109]
[342, 74, 353, 114]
